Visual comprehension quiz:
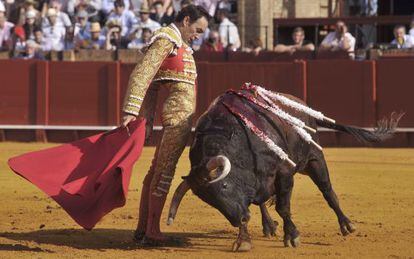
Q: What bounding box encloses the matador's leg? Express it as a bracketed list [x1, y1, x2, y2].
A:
[134, 83, 160, 240]
[144, 82, 195, 243]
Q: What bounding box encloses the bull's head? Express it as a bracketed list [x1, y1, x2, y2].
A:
[168, 155, 252, 227]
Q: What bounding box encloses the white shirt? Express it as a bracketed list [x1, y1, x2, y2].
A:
[391, 35, 414, 49]
[0, 21, 14, 48]
[133, 18, 161, 38]
[219, 17, 240, 49]
[101, 0, 130, 15]
[42, 23, 66, 51]
[321, 32, 356, 53]
[409, 28, 414, 42]
[107, 10, 137, 37]
[42, 11, 72, 28]
[127, 38, 146, 49]
[193, 0, 219, 16]
[74, 22, 91, 41]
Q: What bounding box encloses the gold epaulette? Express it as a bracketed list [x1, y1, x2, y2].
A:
[148, 26, 182, 50]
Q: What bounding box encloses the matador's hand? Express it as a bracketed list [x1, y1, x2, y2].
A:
[121, 114, 136, 128]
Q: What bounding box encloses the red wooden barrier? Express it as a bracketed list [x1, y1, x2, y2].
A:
[306, 60, 376, 126]
[376, 59, 414, 127]
[0, 60, 39, 124]
[48, 61, 119, 125]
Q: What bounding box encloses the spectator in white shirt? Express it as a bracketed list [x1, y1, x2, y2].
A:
[0, 3, 14, 50]
[42, 8, 66, 51]
[127, 27, 151, 49]
[107, 0, 137, 38]
[320, 20, 356, 57]
[391, 25, 414, 49]
[34, 27, 52, 51]
[132, 5, 160, 39]
[193, 0, 218, 17]
[101, 0, 130, 16]
[42, 0, 72, 29]
[74, 10, 90, 45]
[217, 8, 240, 50]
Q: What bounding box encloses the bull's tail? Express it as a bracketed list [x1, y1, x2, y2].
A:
[316, 112, 404, 144]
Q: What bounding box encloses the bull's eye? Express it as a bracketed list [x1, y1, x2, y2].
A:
[222, 182, 228, 189]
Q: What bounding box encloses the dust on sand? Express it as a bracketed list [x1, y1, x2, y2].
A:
[1, 143, 414, 258]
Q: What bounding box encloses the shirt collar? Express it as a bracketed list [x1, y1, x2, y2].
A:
[170, 23, 182, 39]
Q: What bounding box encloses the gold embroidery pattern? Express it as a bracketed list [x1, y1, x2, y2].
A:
[123, 38, 174, 115]
[149, 81, 196, 196]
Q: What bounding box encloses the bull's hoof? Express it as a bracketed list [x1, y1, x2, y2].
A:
[284, 236, 300, 248]
[232, 240, 252, 252]
[263, 220, 278, 238]
[340, 221, 356, 236]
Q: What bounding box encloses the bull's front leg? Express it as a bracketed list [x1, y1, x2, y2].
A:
[275, 173, 300, 247]
[232, 222, 252, 252]
[260, 203, 278, 238]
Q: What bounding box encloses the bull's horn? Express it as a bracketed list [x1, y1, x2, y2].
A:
[167, 179, 190, 225]
[207, 155, 231, 184]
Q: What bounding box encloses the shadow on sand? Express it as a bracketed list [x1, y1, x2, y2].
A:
[0, 228, 235, 251]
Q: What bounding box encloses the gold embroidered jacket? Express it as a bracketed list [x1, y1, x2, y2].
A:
[123, 25, 197, 116]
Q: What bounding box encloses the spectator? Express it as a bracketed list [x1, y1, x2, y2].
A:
[42, 8, 66, 51]
[217, 0, 232, 12]
[360, 0, 378, 16]
[0, 3, 14, 50]
[150, 1, 173, 26]
[107, 0, 137, 38]
[130, 0, 144, 14]
[391, 25, 413, 49]
[127, 27, 151, 49]
[34, 27, 51, 51]
[105, 19, 122, 50]
[21, 0, 40, 24]
[243, 37, 263, 56]
[83, 21, 105, 49]
[64, 25, 75, 50]
[74, 9, 90, 46]
[409, 17, 414, 41]
[320, 20, 356, 57]
[200, 29, 223, 52]
[101, 0, 130, 16]
[217, 8, 240, 50]
[16, 39, 45, 59]
[193, 0, 218, 17]
[132, 5, 160, 39]
[23, 10, 39, 41]
[274, 27, 315, 53]
[43, 0, 72, 28]
[11, 25, 26, 55]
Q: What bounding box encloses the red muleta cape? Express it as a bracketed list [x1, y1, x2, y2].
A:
[8, 118, 146, 230]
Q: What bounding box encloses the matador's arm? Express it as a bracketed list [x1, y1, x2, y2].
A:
[123, 38, 174, 116]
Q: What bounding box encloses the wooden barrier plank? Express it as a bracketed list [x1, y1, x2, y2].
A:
[0, 60, 38, 124]
[376, 59, 414, 127]
[306, 60, 376, 126]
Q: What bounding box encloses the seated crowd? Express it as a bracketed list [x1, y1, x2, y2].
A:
[0, 0, 413, 60]
[0, 0, 238, 59]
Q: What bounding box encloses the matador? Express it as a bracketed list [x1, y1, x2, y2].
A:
[121, 5, 209, 244]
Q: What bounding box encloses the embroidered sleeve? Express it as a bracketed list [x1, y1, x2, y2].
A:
[122, 38, 174, 116]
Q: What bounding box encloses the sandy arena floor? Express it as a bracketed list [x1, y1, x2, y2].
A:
[0, 143, 413, 258]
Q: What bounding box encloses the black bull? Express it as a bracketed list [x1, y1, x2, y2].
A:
[167, 89, 401, 251]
